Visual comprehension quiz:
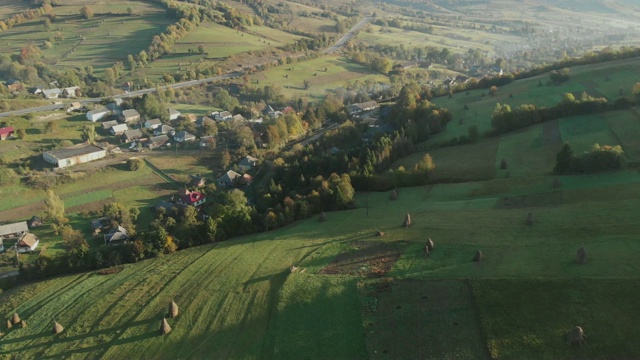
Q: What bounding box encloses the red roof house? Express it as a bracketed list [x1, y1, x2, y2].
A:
[0, 127, 14, 140]
[177, 188, 206, 207]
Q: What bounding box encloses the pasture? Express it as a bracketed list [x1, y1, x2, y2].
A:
[0, 0, 172, 73]
[139, 23, 302, 81]
[249, 55, 388, 98]
[1, 171, 640, 357]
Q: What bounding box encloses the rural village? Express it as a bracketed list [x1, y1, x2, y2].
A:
[0, 0, 638, 358]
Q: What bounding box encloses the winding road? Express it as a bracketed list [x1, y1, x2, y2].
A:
[0, 16, 371, 119]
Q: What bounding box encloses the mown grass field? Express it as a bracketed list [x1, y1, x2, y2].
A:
[0, 0, 172, 73]
[249, 55, 388, 99]
[1, 167, 640, 358]
[140, 23, 302, 80]
[428, 57, 640, 146]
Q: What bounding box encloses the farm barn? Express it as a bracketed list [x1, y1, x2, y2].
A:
[43, 144, 107, 168]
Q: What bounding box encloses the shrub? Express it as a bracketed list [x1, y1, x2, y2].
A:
[126, 158, 144, 171]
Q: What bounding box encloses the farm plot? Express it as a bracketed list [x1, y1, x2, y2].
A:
[473, 279, 640, 359]
[364, 279, 488, 360]
[495, 123, 555, 178]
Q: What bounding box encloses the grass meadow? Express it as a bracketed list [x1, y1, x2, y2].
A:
[0, 168, 640, 358]
[0, 0, 172, 74]
[249, 55, 388, 99]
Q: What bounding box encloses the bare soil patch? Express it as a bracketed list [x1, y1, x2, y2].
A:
[320, 241, 402, 277]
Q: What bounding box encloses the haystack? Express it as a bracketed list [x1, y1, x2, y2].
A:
[426, 238, 434, 251]
[567, 326, 587, 345]
[577, 247, 587, 264]
[525, 212, 535, 226]
[424, 245, 430, 256]
[11, 313, 20, 325]
[20, 320, 27, 328]
[500, 158, 508, 170]
[403, 213, 411, 228]
[160, 318, 172, 335]
[52, 320, 64, 334]
[318, 211, 327, 222]
[375, 231, 385, 237]
[169, 300, 179, 318]
[473, 250, 483, 262]
[6, 320, 12, 330]
[390, 189, 398, 200]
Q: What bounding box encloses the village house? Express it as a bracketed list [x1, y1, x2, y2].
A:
[0, 127, 15, 140]
[16, 233, 39, 253]
[66, 102, 83, 112]
[347, 100, 379, 116]
[168, 108, 181, 121]
[195, 116, 215, 128]
[104, 226, 131, 245]
[154, 125, 174, 136]
[238, 155, 258, 172]
[177, 188, 206, 208]
[144, 118, 162, 130]
[30, 86, 44, 95]
[110, 124, 129, 136]
[91, 217, 109, 235]
[232, 114, 245, 122]
[6, 79, 23, 92]
[120, 109, 141, 124]
[101, 120, 119, 131]
[214, 111, 232, 122]
[43, 144, 107, 168]
[106, 101, 123, 116]
[199, 136, 215, 148]
[27, 216, 44, 229]
[0, 221, 30, 252]
[62, 86, 80, 98]
[218, 170, 242, 188]
[173, 131, 196, 143]
[147, 134, 170, 150]
[86, 108, 110, 122]
[122, 129, 144, 143]
[189, 175, 206, 188]
[247, 117, 263, 124]
[42, 88, 62, 99]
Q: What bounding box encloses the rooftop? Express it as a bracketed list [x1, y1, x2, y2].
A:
[0, 221, 28, 237]
[44, 144, 106, 161]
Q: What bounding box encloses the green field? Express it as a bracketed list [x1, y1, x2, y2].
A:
[249, 55, 389, 99]
[1, 171, 640, 358]
[0, 0, 172, 73]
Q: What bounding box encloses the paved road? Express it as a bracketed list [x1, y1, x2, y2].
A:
[323, 16, 371, 54]
[0, 17, 370, 119]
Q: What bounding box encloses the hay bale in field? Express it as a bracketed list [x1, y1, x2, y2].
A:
[160, 318, 172, 336]
[500, 158, 508, 170]
[525, 212, 535, 226]
[577, 247, 587, 264]
[20, 320, 27, 328]
[318, 211, 327, 222]
[424, 244, 430, 256]
[375, 231, 385, 237]
[290, 265, 299, 273]
[567, 326, 587, 345]
[52, 320, 64, 334]
[427, 238, 434, 251]
[11, 313, 20, 325]
[6, 320, 12, 330]
[169, 300, 179, 318]
[390, 189, 398, 200]
[403, 213, 411, 228]
[473, 250, 483, 262]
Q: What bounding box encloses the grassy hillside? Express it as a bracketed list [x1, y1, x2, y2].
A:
[1, 169, 640, 358]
